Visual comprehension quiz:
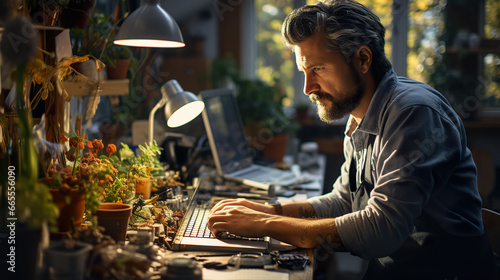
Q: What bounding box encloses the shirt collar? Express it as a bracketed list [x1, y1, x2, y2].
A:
[345, 70, 398, 136]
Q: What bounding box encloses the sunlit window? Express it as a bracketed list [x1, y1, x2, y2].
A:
[483, 0, 500, 107]
[255, 0, 295, 104]
[407, 0, 446, 83]
[255, 0, 500, 114]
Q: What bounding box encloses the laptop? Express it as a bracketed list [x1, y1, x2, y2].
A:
[172, 177, 295, 252]
[198, 89, 298, 190]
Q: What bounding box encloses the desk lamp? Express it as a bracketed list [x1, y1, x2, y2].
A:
[113, 0, 185, 48]
[112, 0, 203, 144]
[148, 80, 204, 144]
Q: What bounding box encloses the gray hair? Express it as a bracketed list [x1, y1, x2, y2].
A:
[282, 0, 392, 82]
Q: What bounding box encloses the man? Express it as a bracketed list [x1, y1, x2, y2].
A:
[208, 1, 495, 279]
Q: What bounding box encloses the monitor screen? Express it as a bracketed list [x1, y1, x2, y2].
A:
[200, 89, 254, 174]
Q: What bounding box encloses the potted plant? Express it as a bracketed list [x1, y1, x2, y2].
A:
[39, 135, 119, 231]
[103, 43, 133, 80]
[93, 141, 164, 241]
[212, 57, 298, 163]
[109, 141, 165, 200]
[236, 78, 298, 163]
[71, 8, 134, 80]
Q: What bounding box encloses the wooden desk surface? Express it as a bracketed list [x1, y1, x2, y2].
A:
[291, 248, 315, 280]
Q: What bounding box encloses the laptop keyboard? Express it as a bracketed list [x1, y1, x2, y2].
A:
[184, 206, 214, 238]
[184, 207, 265, 242]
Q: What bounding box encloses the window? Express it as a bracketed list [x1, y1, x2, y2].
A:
[255, 0, 295, 106]
[253, 0, 500, 116]
[407, 0, 446, 84]
[483, 0, 500, 109]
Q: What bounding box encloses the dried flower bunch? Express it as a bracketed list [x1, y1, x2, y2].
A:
[26, 54, 105, 109]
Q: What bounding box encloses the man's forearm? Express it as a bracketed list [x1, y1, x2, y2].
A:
[262, 216, 343, 249]
[281, 201, 317, 218]
[265, 201, 345, 249]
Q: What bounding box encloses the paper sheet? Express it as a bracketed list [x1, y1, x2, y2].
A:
[202, 268, 290, 280]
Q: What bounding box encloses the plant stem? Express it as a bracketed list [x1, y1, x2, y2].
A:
[15, 63, 38, 181]
[72, 147, 80, 175]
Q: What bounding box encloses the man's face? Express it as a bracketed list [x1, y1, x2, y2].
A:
[295, 34, 364, 122]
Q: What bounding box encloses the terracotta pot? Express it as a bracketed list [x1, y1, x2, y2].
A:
[96, 203, 133, 242]
[106, 59, 130, 80]
[262, 134, 289, 164]
[50, 189, 86, 232]
[135, 178, 151, 199]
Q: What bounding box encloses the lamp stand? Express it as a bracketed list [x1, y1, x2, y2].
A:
[148, 96, 167, 145]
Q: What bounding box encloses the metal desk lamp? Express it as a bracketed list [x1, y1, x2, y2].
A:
[113, 0, 185, 48]
[148, 80, 204, 144]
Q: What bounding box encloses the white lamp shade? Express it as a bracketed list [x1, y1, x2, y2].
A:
[166, 100, 205, 128]
[148, 80, 204, 144]
[162, 80, 204, 127]
[114, 0, 185, 48]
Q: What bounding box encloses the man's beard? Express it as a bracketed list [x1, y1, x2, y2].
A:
[310, 65, 364, 123]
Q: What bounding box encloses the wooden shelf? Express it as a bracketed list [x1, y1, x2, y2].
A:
[62, 79, 129, 97]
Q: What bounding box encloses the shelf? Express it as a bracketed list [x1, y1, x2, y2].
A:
[62, 79, 129, 97]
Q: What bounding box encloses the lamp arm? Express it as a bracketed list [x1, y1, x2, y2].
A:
[148, 98, 167, 144]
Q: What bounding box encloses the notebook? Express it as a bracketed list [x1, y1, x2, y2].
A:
[198, 89, 298, 190]
[172, 178, 295, 252]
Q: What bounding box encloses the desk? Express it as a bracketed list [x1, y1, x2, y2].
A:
[105, 160, 325, 280]
[153, 169, 323, 280]
[162, 248, 314, 280]
[43, 158, 324, 279]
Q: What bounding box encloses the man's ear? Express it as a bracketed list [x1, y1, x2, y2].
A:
[355, 46, 372, 74]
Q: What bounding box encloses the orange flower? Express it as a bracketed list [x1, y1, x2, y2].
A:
[106, 144, 117, 158]
[78, 142, 85, 150]
[92, 139, 104, 151]
[65, 151, 76, 161]
[69, 138, 78, 148]
[86, 141, 93, 149]
[60, 134, 68, 144]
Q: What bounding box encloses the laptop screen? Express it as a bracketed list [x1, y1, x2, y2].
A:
[199, 89, 253, 174]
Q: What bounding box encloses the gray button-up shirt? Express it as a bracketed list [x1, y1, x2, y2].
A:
[307, 70, 484, 259]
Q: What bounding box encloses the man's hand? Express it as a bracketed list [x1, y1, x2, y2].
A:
[207, 202, 275, 238]
[207, 198, 342, 249]
[209, 198, 274, 216]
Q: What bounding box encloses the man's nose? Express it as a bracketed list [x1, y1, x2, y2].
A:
[303, 74, 319, 96]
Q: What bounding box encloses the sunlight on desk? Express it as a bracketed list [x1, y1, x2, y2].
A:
[203, 268, 289, 280]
